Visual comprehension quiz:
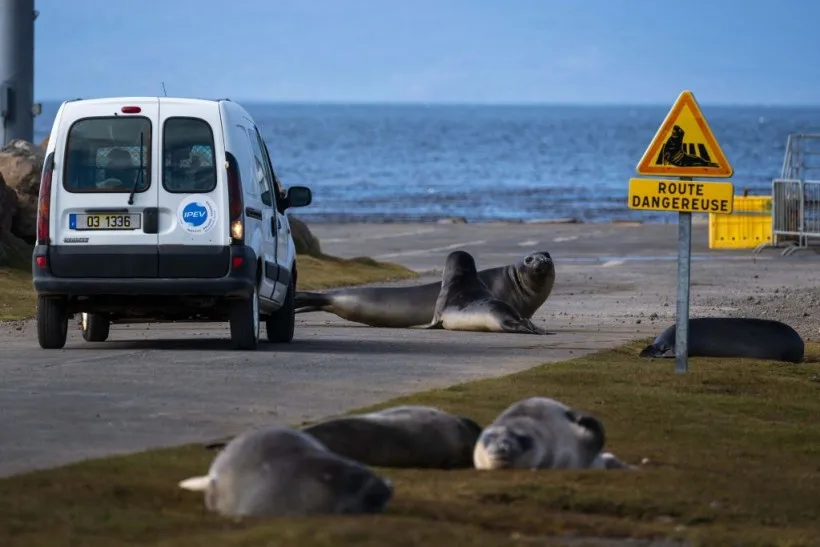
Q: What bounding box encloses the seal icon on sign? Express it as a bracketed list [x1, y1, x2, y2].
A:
[657, 125, 719, 168]
[177, 195, 218, 234]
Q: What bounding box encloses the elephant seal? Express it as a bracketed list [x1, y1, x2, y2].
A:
[639, 317, 804, 363]
[178, 426, 393, 517]
[294, 250, 555, 328]
[301, 405, 483, 469]
[473, 396, 606, 470]
[425, 250, 546, 335]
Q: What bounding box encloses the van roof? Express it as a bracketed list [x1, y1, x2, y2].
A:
[62, 96, 235, 106]
[58, 96, 253, 122]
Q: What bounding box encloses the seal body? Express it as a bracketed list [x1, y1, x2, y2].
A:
[473, 396, 606, 470]
[178, 426, 393, 517]
[427, 250, 546, 335]
[639, 317, 805, 363]
[294, 251, 555, 328]
[301, 405, 483, 469]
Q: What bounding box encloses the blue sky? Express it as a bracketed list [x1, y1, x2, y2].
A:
[34, 0, 820, 105]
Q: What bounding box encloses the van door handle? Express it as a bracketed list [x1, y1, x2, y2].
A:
[271, 217, 278, 234]
[245, 207, 262, 220]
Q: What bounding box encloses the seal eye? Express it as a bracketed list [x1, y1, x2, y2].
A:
[515, 434, 533, 452]
[524, 256, 534, 264]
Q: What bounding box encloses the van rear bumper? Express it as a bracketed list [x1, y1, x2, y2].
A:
[32, 245, 257, 298]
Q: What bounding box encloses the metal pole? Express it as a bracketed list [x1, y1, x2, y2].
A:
[0, 0, 37, 146]
[675, 176, 693, 374]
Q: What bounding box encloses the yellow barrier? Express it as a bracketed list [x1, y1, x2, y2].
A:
[708, 195, 773, 249]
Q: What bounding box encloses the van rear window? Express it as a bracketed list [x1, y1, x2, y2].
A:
[63, 117, 151, 193]
[162, 117, 217, 193]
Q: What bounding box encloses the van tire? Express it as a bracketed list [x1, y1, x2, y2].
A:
[36, 296, 69, 350]
[229, 285, 260, 350]
[266, 280, 295, 343]
[81, 313, 111, 342]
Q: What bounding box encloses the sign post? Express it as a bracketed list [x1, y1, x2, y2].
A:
[630, 90, 734, 373]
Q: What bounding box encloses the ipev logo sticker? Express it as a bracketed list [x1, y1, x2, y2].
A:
[177, 195, 218, 234]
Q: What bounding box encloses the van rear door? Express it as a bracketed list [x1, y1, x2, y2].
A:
[156, 99, 229, 278]
[49, 98, 161, 279]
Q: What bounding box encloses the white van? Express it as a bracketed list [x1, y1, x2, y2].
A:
[32, 96, 312, 351]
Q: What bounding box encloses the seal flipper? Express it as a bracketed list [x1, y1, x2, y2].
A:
[422, 318, 444, 330]
[179, 475, 212, 491]
[500, 317, 547, 335]
[294, 291, 334, 313]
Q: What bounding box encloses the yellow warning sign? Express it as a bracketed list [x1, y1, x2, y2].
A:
[628, 178, 734, 214]
[636, 90, 733, 178]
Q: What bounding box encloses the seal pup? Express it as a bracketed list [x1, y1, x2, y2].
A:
[300, 405, 483, 469]
[425, 250, 547, 335]
[473, 396, 606, 470]
[178, 426, 393, 517]
[639, 317, 804, 363]
[294, 250, 555, 328]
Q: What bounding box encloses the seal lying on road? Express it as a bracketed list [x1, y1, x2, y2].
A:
[473, 396, 606, 470]
[639, 317, 805, 363]
[178, 426, 393, 517]
[294, 250, 555, 328]
[425, 250, 546, 335]
[301, 405, 483, 469]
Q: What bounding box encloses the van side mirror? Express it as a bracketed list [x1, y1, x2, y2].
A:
[286, 186, 312, 209]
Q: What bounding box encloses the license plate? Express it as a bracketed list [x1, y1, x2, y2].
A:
[69, 213, 142, 231]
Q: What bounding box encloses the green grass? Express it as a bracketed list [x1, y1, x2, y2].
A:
[0, 249, 417, 321]
[1, 341, 819, 546]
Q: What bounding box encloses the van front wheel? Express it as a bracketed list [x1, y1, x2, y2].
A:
[266, 280, 295, 343]
[36, 296, 69, 350]
[81, 313, 110, 342]
[229, 285, 260, 350]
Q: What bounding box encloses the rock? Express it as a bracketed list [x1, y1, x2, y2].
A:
[0, 139, 46, 243]
[0, 170, 20, 265]
[288, 215, 322, 257]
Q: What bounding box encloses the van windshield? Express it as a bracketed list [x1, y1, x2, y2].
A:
[63, 117, 151, 194]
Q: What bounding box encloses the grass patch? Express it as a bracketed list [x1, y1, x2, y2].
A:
[2, 342, 820, 546]
[0, 250, 416, 322]
[295, 253, 418, 290]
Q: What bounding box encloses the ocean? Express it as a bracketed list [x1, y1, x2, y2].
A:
[33, 101, 820, 224]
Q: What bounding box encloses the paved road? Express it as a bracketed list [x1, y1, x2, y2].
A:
[2, 221, 817, 477]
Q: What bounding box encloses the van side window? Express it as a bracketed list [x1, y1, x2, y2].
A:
[63, 117, 151, 194]
[253, 127, 286, 211]
[245, 127, 276, 208]
[162, 117, 217, 193]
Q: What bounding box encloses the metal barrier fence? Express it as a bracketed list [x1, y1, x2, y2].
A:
[753, 133, 820, 256]
[754, 178, 820, 256]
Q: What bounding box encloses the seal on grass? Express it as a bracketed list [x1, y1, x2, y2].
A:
[425, 250, 547, 335]
[301, 405, 483, 469]
[178, 426, 393, 517]
[294, 250, 555, 328]
[639, 317, 805, 363]
[473, 396, 606, 470]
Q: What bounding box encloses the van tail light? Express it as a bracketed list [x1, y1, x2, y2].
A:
[36, 153, 54, 245]
[226, 152, 244, 245]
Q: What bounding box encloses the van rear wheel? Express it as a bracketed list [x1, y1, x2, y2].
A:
[81, 313, 110, 342]
[266, 279, 295, 343]
[229, 285, 260, 350]
[36, 296, 69, 350]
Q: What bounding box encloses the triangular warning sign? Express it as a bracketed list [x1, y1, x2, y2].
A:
[636, 90, 733, 178]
